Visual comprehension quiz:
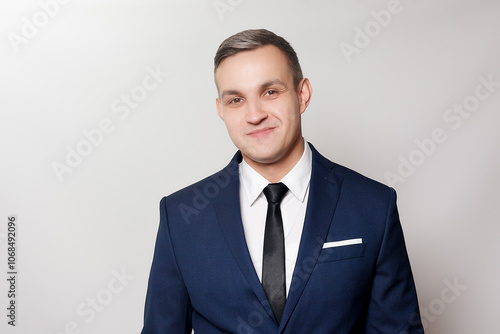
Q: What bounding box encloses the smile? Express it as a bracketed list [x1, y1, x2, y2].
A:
[247, 127, 276, 137]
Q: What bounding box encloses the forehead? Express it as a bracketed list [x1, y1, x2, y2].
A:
[214, 45, 293, 91]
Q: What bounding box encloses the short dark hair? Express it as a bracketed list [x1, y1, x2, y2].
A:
[214, 29, 303, 89]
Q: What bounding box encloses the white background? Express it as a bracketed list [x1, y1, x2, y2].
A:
[1, 0, 499, 333]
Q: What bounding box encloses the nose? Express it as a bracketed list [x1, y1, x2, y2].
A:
[245, 98, 267, 124]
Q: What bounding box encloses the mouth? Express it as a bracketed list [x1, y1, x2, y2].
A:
[247, 127, 276, 137]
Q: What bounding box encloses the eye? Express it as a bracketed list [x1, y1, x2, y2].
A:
[265, 90, 277, 96]
[229, 97, 243, 104]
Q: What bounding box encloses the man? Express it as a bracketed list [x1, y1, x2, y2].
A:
[142, 29, 424, 333]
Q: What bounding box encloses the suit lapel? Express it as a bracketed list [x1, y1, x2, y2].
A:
[211, 152, 277, 321]
[279, 144, 344, 332]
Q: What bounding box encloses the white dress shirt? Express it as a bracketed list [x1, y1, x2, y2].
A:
[239, 140, 312, 296]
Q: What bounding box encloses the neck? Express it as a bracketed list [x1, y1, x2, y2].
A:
[244, 138, 304, 183]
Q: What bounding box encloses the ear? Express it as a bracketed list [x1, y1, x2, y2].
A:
[297, 78, 312, 115]
[216, 97, 224, 120]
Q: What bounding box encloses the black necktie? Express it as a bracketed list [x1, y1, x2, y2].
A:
[262, 182, 289, 324]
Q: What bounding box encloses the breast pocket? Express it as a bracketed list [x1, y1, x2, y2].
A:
[316, 243, 366, 263]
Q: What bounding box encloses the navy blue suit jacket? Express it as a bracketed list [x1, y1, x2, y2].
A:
[142, 143, 424, 333]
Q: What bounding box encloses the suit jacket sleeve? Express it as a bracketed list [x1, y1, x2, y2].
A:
[365, 188, 424, 333]
[141, 197, 192, 334]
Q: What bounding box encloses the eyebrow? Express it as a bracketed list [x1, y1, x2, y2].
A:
[220, 89, 240, 99]
[220, 79, 288, 99]
[260, 79, 287, 91]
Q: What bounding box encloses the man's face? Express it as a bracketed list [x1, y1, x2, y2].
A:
[215, 45, 311, 168]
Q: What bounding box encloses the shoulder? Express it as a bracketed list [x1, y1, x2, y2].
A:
[310, 143, 395, 203]
[162, 151, 241, 207]
[334, 163, 392, 193]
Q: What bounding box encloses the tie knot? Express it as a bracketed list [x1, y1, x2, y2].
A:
[263, 183, 289, 204]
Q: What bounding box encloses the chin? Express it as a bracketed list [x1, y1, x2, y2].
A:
[239, 141, 287, 163]
[244, 151, 282, 165]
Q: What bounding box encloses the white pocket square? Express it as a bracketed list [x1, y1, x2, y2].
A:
[323, 238, 363, 249]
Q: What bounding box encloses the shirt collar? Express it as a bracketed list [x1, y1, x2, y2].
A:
[239, 139, 312, 206]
